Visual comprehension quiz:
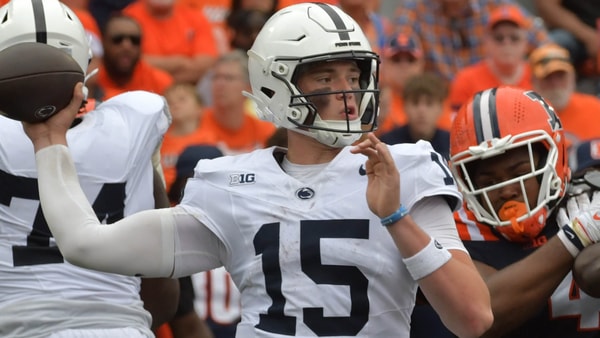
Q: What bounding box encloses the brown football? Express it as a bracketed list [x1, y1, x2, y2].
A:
[573, 241, 600, 298]
[0, 42, 84, 123]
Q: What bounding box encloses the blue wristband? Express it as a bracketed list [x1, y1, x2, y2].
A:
[380, 205, 409, 226]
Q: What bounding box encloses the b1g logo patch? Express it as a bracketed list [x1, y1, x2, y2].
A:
[229, 173, 255, 185]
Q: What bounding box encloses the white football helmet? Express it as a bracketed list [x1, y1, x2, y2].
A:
[244, 3, 380, 147]
[0, 0, 91, 74]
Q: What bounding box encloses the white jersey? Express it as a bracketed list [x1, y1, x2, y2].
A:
[180, 141, 463, 338]
[0, 91, 170, 338]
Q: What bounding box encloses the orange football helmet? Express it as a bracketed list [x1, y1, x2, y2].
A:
[450, 86, 570, 242]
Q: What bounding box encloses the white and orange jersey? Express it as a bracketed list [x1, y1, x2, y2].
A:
[0, 91, 170, 337]
[179, 141, 464, 337]
[192, 267, 242, 325]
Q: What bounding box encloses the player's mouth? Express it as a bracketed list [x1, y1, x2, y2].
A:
[342, 106, 358, 119]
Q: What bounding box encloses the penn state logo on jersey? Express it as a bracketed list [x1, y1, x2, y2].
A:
[296, 187, 315, 200]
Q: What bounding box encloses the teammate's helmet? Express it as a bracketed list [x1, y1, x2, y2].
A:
[245, 3, 379, 147]
[450, 87, 570, 242]
[0, 0, 91, 74]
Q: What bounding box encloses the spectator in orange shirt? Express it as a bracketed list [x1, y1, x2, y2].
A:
[449, 4, 533, 113]
[160, 83, 217, 192]
[96, 14, 174, 101]
[180, 0, 231, 54]
[199, 50, 276, 155]
[378, 33, 453, 135]
[124, 0, 219, 85]
[530, 43, 600, 146]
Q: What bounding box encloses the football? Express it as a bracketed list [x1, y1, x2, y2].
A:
[573, 241, 600, 298]
[0, 42, 84, 123]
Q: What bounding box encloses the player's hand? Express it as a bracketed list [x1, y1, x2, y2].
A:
[350, 133, 400, 218]
[557, 191, 600, 249]
[22, 82, 84, 152]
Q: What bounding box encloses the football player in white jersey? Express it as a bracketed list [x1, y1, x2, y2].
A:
[0, 1, 178, 337]
[22, 3, 494, 338]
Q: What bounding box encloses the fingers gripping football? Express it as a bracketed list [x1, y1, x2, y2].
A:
[557, 192, 600, 256]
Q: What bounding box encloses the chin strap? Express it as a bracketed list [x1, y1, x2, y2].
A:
[77, 68, 99, 117]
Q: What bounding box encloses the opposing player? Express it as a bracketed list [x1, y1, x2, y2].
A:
[0, 0, 176, 337]
[426, 86, 600, 337]
[22, 3, 493, 337]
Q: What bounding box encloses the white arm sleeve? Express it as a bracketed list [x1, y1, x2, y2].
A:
[410, 196, 468, 253]
[35, 145, 173, 277]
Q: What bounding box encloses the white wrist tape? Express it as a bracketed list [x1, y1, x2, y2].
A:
[402, 238, 452, 280]
[557, 226, 583, 257]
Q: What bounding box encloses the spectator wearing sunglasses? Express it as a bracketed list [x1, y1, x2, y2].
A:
[448, 5, 533, 114]
[123, 0, 219, 86]
[530, 43, 600, 147]
[378, 33, 453, 135]
[60, 0, 104, 100]
[96, 13, 173, 101]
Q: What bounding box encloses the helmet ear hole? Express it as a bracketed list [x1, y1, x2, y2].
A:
[261, 87, 275, 98]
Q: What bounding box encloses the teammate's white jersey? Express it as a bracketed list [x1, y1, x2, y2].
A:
[179, 140, 464, 338]
[0, 91, 170, 338]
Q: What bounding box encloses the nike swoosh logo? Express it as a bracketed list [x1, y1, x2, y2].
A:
[564, 227, 576, 240]
[594, 212, 600, 221]
[359, 164, 366, 176]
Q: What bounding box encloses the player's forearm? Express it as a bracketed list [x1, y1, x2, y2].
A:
[534, 0, 594, 40]
[144, 54, 185, 74]
[387, 218, 493, 337]
[173, 56, 215, 84]
[419, 251, 493, 338]
[30, 133, 68, 152]
[479, 238, 573, 336]
[141, 277, 180, 330]
[35, 145, 176, 277]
